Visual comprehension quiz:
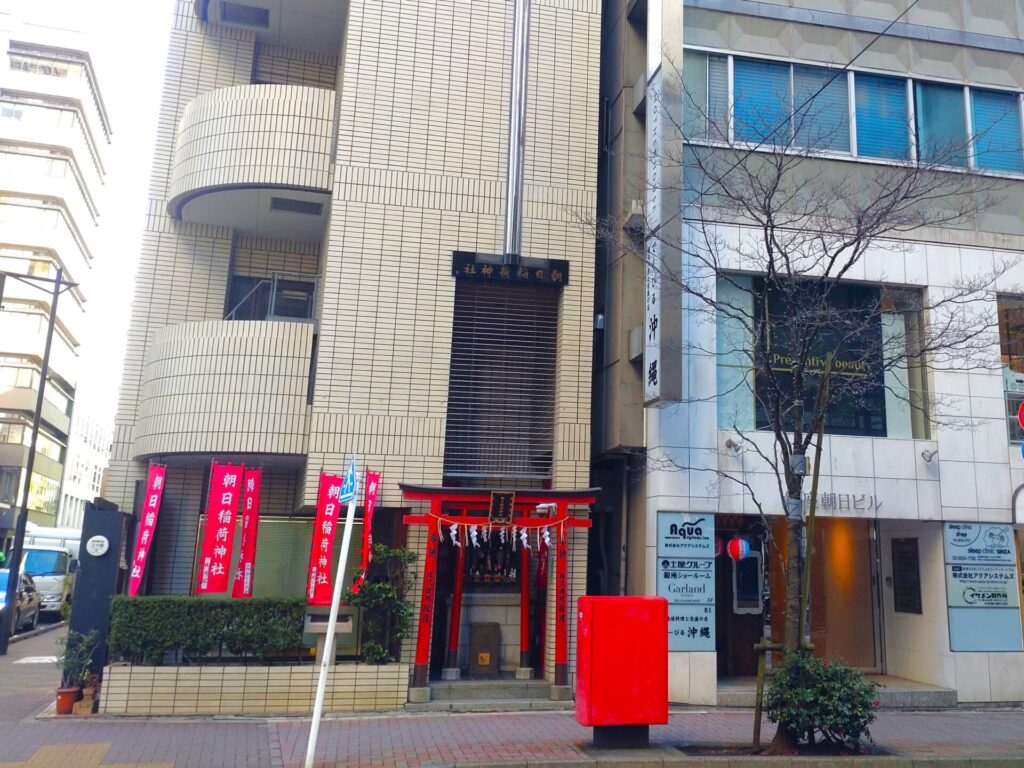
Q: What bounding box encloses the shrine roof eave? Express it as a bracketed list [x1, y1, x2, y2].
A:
[398, 484, 600, 505]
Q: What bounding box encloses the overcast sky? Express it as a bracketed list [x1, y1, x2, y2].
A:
[9, 0, 175, 431]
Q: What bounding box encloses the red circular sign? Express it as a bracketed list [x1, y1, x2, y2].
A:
[1018, 401, 1024, 431]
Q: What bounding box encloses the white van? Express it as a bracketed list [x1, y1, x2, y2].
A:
[22, 528, 80, 615]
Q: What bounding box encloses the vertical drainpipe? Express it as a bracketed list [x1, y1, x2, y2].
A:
[503, 0, 531, 262]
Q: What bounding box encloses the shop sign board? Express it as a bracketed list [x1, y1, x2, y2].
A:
[657, 558, 714, 605]
[943, 522, 1023, 652]
[946, 565, 1020, 608]
[657, 512, 716, 651]
[943, 522, 1016, 565]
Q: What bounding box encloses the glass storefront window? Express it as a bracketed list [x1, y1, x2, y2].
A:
[997, 295, 1024, 441]
[716, 277, 927, 438]
[27, 472, 60, 517]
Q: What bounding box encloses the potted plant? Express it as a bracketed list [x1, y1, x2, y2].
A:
[55, 629, 99, 715]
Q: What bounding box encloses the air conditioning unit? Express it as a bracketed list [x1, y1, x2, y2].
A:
[624, 199, 645, 234]
[628, 325, 643, 362]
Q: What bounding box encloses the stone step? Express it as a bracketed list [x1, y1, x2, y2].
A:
[407, 698, 572, 713]
[429, 679, 552, 701]
[716, 684, 958, 710]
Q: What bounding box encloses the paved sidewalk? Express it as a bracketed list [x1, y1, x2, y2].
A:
[3, 634, 1024, 767]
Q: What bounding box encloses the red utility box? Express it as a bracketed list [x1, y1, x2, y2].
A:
[576, 596, 668, 744]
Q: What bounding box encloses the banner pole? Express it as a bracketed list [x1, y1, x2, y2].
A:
[304, 460, 359, 768]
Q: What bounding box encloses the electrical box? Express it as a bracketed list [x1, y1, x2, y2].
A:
[576, 596, 669, 727]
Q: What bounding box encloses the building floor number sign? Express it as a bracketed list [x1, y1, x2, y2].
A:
[943, 522, 1023, 652]
[657, 512, 715, 651]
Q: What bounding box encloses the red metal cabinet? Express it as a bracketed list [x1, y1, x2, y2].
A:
[575, 596, 669, 727]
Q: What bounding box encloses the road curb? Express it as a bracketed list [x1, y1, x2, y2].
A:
[11, 620, 65, 644]
[449, 757, 1022, 767]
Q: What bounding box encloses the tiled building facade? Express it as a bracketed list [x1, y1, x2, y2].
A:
[110, 0, 599, 695]
[0, 7, 111, 543]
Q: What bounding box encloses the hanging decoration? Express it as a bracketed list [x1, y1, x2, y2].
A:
[450, 522, 461, 546]
[726, 536, 751, 561]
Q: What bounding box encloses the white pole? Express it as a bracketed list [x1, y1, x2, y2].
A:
[304, 462, 359, 768]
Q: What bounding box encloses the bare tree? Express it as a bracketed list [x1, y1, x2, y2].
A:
[601, 65, 1015, 751]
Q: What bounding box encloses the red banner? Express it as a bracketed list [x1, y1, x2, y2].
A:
[128, 464, 167, 596]
[231, 468, 262, 599]
[306, 472, 345, 606]
[350, 470, 381, 594]
[196, 462, 244, 594]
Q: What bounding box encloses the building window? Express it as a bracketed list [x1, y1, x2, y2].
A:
[914, 81, 968, 167]
[0, 467, 18, 505]
[793, 65, 850, 152]
[10, 54, 85, 80]
[220, 2, 270, 28]
[683, 49, 1024, 174]
[971, 88, 1024, 173]
[225, 272, 316, 321]
[716, 278, 927, 439]
[854, 73, 910, 160]
[733, 58, 792, 145]
[998, 295, 1024, 441]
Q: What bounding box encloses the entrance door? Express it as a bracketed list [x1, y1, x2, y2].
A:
[767, 517, 881, 670]
[716, 516, 767, 677]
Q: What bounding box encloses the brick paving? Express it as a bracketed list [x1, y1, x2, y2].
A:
[3, 632, 1024, 767]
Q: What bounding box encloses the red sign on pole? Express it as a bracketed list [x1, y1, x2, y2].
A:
[231, 468, 262, 599]
[306, 472, 345, 606]
[196, 462, 244, 594]
[128, 464, 167, 596]
[350, 470, 381, 594]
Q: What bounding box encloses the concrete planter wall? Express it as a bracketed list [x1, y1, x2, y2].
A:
[99, 663, 409, 715]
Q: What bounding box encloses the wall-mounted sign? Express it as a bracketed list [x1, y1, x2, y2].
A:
[945, 565, 1020, 609]
[944, 522, 1016, 565]
[85, 535, 109, 557]
[657, 512, 715, 651]
[452, 251, 569, 286]
[489, 491, 515, 524]
[944, 522, 1023, 652]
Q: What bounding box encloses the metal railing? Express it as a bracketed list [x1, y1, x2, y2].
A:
[225, 271, 317, 322]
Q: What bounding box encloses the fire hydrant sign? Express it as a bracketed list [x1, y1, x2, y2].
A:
[943, 522, 1023, 652]
[657, 512, 715, 651]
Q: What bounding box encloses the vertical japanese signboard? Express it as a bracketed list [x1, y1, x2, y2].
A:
[231, 468, 262, 599]
[944, 522, 1023, 651]
[657, 512, 716, 651]
[350, 470, 381, 595]
[196, 462, 244, 594]
[128, 464, 167, 596]
[306, 472, 346, 606]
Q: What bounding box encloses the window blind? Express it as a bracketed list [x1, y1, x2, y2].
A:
[733, 58, 790, 144]
[915, 81, 968, 167]
[972, 88, 1024, 173]
[855, 73, 909, 160]
[793, 65, 850, 152]
[443, 281, 559, 480]
[707, 54, 729, 140]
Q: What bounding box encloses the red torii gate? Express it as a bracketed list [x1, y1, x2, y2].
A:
[401, 484, 596, 689]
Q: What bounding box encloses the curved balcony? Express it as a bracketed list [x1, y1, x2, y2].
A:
[133, 320, 314, 459]
[167, 84, 335, 241]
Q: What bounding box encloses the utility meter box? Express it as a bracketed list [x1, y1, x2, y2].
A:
[576, 596, 668, 745]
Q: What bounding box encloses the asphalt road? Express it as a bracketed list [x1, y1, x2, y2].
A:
[11, 613, 63, 642]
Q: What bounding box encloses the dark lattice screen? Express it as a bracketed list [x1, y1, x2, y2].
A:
[442, 281, 559, 480]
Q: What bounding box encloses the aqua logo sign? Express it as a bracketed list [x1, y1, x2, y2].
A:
[667, 517, 706, 540]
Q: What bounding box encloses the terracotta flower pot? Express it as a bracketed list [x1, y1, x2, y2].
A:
[55, 687, 80, 715]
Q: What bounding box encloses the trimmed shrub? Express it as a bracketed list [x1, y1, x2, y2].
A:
[108, 596, 306, 665]
[764, 651, 880, 750]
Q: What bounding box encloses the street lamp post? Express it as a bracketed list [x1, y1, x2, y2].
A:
[0, 267, 72, 655]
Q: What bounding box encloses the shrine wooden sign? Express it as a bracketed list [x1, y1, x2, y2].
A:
[489, 491, 515, 524]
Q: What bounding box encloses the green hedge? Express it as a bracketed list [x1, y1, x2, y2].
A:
[108, 597, 306, 665]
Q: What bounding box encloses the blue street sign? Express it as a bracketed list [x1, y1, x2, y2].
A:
[340, 459, 356, 502]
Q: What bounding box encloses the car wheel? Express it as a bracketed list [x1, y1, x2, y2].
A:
[28, 606, 38, 631]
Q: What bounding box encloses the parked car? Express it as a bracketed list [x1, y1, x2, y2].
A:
[0, 569, 41, 636]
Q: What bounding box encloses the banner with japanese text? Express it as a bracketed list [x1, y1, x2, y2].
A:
[196, 462, 244, 594]
[128, 464, 167, 596]
[306, 471, 346, 606]
[350, 470, 381, 594]
[230, 467, 262, 599]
